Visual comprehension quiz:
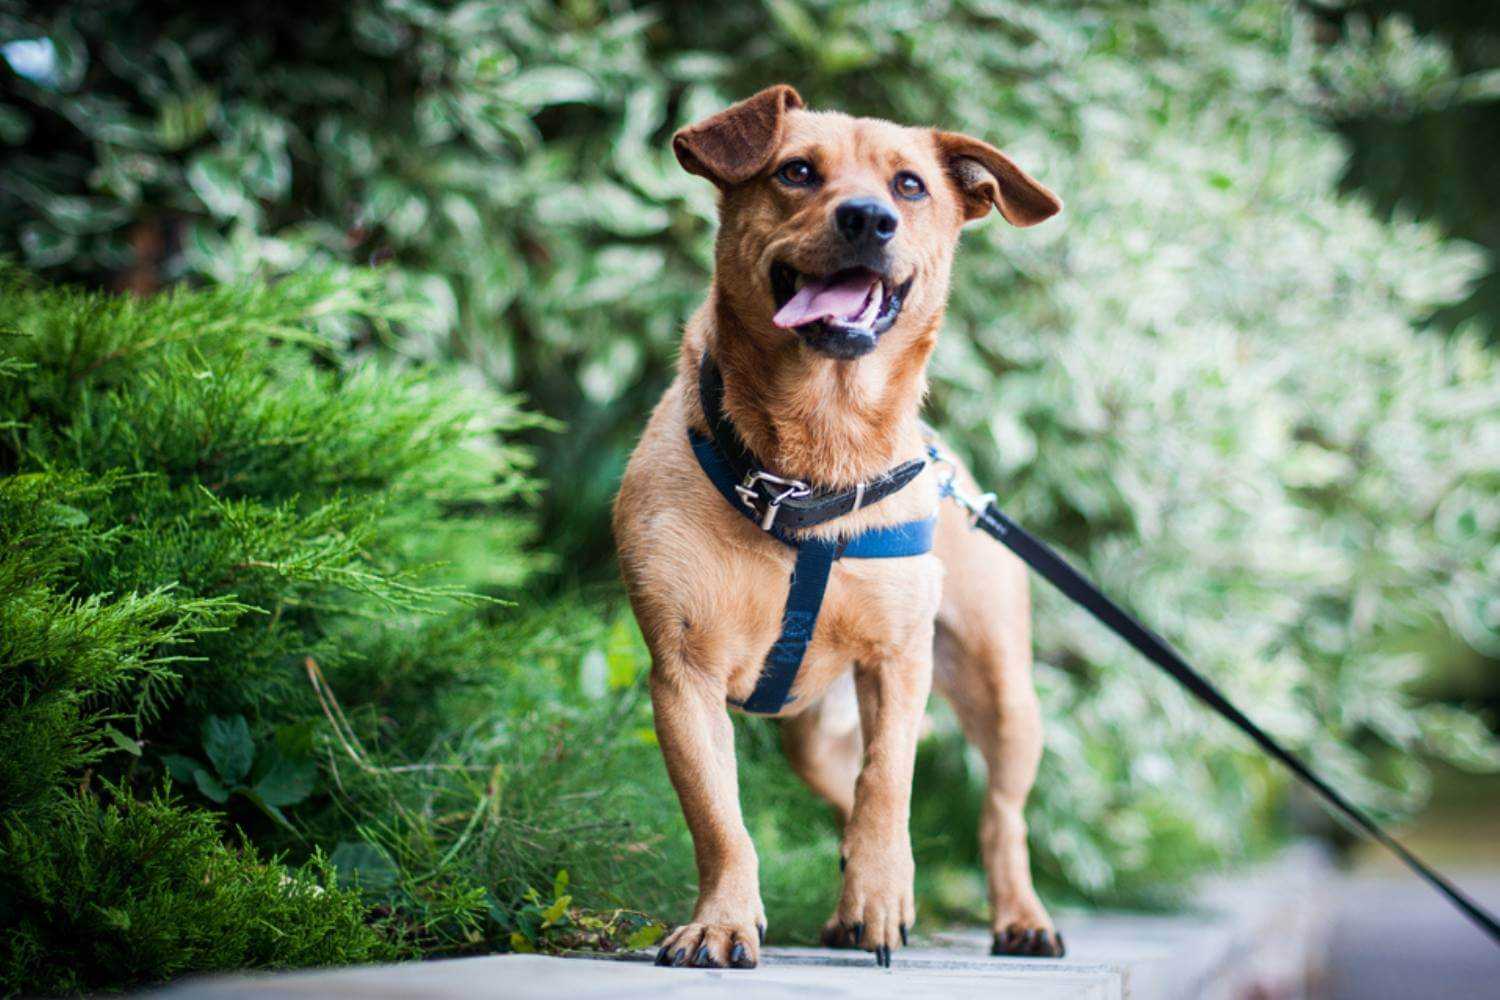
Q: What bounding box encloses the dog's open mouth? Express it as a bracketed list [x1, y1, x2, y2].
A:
[770, 262, 912, 359]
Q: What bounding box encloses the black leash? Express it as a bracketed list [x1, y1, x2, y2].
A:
[931, 461, 1500, 946]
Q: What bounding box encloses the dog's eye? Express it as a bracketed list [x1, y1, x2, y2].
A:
[893, 171, 926, 200]
[776, 159, 816, 187]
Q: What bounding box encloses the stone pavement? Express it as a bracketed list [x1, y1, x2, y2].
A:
[155, 846, 1330, 1000]
[1325, 869, 1500, 1000]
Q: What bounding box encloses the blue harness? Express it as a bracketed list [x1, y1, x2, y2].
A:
[689, 355, 936, 714]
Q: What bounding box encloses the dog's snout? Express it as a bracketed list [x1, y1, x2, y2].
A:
[834, 198, 898, 250]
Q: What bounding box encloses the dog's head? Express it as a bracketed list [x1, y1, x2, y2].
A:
[674, 85, 1061, 361]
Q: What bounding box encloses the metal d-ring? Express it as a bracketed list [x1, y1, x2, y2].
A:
[735, 470, 811, 531]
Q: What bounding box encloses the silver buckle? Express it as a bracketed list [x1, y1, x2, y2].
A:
[735, 470, 811, 531]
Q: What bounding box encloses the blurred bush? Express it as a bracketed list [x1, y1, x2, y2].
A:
[1332, 0, 1500, 342]
[2, 0, 1499, 983]
[1328, 0, 1500, 714]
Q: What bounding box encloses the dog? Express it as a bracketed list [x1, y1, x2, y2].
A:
[613, 84, 1063, 969]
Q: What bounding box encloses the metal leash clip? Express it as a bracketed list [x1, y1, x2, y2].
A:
[927, 445, 996, 526]
[735, 470, 811, 531]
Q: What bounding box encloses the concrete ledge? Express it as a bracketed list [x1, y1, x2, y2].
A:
[154, 845, 1331, 1000]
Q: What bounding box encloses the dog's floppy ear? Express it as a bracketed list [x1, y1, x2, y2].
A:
[673, 85, 804, 188]
[934, 131, 1061, 227]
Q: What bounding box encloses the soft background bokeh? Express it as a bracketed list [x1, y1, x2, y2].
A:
[2, 1, 1497, 993]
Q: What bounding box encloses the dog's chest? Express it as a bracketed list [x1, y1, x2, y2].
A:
[725, 549, 944, 712]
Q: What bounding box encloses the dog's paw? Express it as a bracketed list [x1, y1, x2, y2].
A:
[654, 920, 763, 970]
[821, 915, 910, 956]
[819, 918, 860, 949]
[835, 849, 915, 968]
[991, 922, 1065, 958]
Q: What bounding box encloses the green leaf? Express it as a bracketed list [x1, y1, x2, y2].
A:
[625, 922, 666, 950]
[19, 223, 77, 268]
[187, 153, 251, 217]
[274, 719, 317, 759]
[497, 67, 597, 110]
[161, 753, 201, 783]
[202, 715, 254, 784]
[239, 787, 295, 831]
[103, 724, 142, 756]
[540, 893, 570, 928]
[156, 86, 218, 150]
[253, 751, 317, 807]
[329, 841, 399, 891]
[192, 767, 231, 804]
[765, 0, 820, 49]
[551, 869, 569, 898]
[45, 502, 88, 527]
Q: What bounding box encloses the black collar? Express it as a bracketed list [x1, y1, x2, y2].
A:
[696, 352, 928, 533]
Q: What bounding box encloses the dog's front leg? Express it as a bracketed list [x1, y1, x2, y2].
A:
[838, 633, 934, 965]
[649, 660, 765, 969]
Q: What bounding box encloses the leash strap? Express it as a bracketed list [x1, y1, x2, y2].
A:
[955, 491, 1500, 947]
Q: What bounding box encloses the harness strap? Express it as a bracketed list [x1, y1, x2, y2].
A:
[730, 540, 834, 714]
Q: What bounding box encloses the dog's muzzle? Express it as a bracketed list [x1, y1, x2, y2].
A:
[770, 262, 913, 360]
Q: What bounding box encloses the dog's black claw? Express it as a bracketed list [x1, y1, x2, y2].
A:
[992, 925, 1065, 958]
[672, 946, 688, 967]
[757, 923, 766, 946]
[881, 944, 892, 967]
[852, 922, 864, 946]
[692, 944, 711, 967]
[899, 923, 908, 947]
[655, 947, 671, 966]
[730, 942, 752, 968]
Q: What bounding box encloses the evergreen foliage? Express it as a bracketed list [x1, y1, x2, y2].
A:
[3, 789, 389, 996]
[0, 268, 595, 992]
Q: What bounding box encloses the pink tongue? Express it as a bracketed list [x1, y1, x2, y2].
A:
[773, 271, 879, 329]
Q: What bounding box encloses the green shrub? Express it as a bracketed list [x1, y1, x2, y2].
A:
[0, 268, 618, 990]
[1, 789, 391, 996]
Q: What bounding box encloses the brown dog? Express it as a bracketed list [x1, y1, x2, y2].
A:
[613, 84, 1063, 969]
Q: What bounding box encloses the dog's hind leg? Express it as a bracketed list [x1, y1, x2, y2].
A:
[781, 671, 862, 827]
[932, 496, 1065, 958]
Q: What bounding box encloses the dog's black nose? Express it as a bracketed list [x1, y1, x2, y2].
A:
[835, 198, 898, 250]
